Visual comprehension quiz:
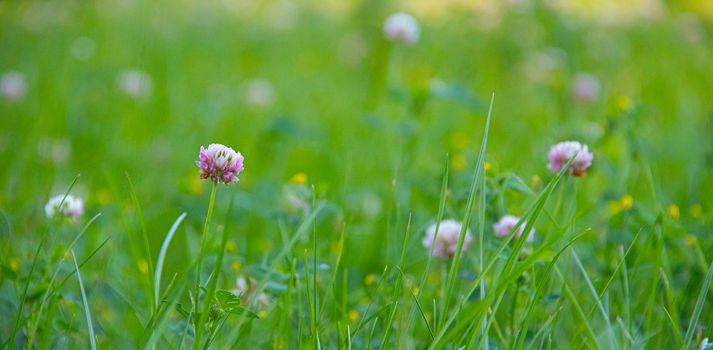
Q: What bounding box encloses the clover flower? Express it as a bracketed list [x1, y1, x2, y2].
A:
[422, 219, 472, 259]
[571, 73, 600, 103]
[196, 144, 244, 185]
[547, 141, 593, 177]
[242, 79, 274, 108]
[233, 276, 271, 310]
[116, 69, 152, 99]
[383, 12, 420, 45]
[1, 71, 27, 103]
[45, 195, 84, 222]
[493, 215, 534, 242]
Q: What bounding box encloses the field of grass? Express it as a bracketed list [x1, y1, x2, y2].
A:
[2, 0, 713, 349]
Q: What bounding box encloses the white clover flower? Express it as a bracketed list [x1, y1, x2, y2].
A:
[547, 141, 594, 177]
[422, 219, 472, 259]
[1, 71, 27, 103]
[232, 276, 271, 310]
[493, 215, 534, 242]
[196, 144, 245, 185]
[45, 195, 84, 222]
[116, 69, 153, 99]
[70, 37, 96, 61]
[571, 73, 600, 103]
[383, 12, 420, 45]
[37, 138, 71, 164]
[242, 79, 275, 108]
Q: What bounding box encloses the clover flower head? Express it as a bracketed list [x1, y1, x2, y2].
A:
[117, 69, 152, 99]
[493, 215, 534, 242]
[571, 73, 600, 103]
[196, 144, 244, 185]
[45, 195, 84, 222]
[243, 79, 275, 108]
[1, 71, 27, 103]
[547, 141, 593, 177]
[383, 12, 420, 45]
[422, 219, 472, 259]
[233, 276, 271, 310]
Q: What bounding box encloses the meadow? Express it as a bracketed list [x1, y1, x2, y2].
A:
[1, 0, 713, 349]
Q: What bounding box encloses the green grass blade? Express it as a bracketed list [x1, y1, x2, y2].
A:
[684, 261, 713, 348]
[71, 250, 97, 350]
[440, 93, 493, 332]
[126, 172, 155, 310]
[27, 212, 101, 348]
[193, 181, 217, 349]
[155, 212, 187, 307]
[572, 249, 616, 349]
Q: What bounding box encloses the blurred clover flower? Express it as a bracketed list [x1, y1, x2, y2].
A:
[116, 69, 153, 99]
[493, 215, 534, 242]
[383, 12, 420, 45]
[196, 144, 244, 185]
[242, 79, 275, 108]
[0, 70, 27, 103]
[571, 73, 600, 103]
[36, 138, 71, 165]
[45, 195, 84, 222]
[547, 141, 593, 177]
[69, 37, 96, 61]
[232, 276, 271, 310]
[281, 185, 310, 215]
[422, 219, 472, 259]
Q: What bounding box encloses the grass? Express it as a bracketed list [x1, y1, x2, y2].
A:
[2, 1, 713, 349]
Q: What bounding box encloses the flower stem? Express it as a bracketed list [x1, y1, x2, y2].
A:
[193, 182, 217, 350]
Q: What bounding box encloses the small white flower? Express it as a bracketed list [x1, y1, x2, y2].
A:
[383, 12, 420, 45]
[232, 276, 271, 310]
[242, 79, 274, 108]
[45, 195, 84, 222]
[701, 338, 711, 350]
[117, 69, 153, 99]
[70, 37, 96, 61]
[493, 215, 535, 242]
[422, 219, 473, 259]
[571, 73, 600, 103]
[36, 138, 71, 164]
[1, 71, 27, 103]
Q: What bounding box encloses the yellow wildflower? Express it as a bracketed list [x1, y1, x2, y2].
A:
[451, 154, 466, 171]
[668, 204, 680, 220]
[290, 172, 308, 185]
[450, 132, 468, 150]
[364, 274, 376, 286]
[348, 310, 359, 323]
[138, 259, 149, 274]
[620, 195, 634, 210]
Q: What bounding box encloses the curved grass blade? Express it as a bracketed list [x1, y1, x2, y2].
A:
[72, 250, 97, 350]
[684, 261, 713, 348]
[126, 172, 155, 310]
[440, 93, 494, 333]
[155, 212, 187, 306]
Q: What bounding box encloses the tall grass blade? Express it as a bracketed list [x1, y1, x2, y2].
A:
[155, 212, 187, 306]
[440, 93, 493, 333]
[684, 261, 713, 348]
[72, 250, 97, 350]
[126, 172, 155, 310]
